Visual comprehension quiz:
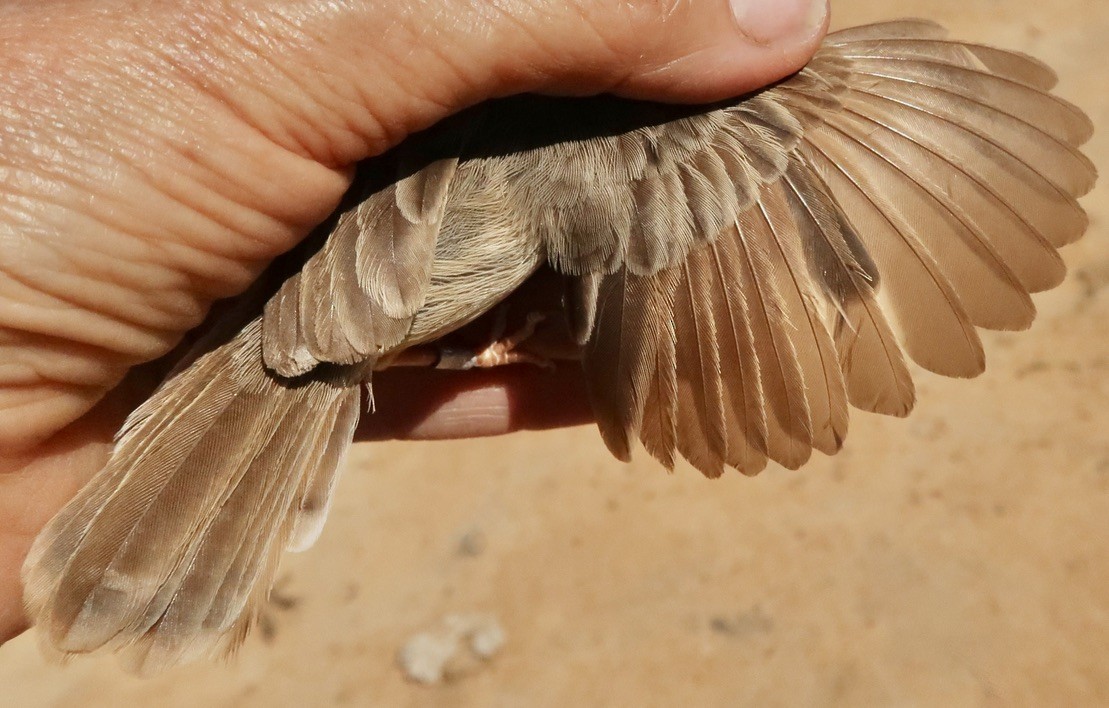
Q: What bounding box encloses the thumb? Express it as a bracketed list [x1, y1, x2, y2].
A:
[204, 0, 830, 162]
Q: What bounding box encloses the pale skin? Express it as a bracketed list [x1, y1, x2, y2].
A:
[0, 0, 827, 643]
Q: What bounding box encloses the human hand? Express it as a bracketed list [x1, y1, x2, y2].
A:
[0, 0, 828, 642]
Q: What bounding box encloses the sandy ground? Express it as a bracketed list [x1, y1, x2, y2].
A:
[2, 0, 1107, 705]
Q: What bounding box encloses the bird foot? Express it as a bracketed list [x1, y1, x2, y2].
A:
[377, 310, 555, 371]
[438, 311, 554, 370]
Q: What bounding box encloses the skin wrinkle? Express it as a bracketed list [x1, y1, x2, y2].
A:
[294, 21, 439, 164]
[2, 91, 306, 295]
[67, 96, 316, 252]
[636, 44, 803, 100]
[326, 4, 504, 156]
[484, 0, 572, 79]
[215, 14, 364, 163]
[2, 173, 183, 279]
[45, 234, 207, 314]
[314, 7, 450, 158]
[133, 162, 291, 260]
[390, 15, 480, 119]
[1, 138, 106, 211]
[0, 307, 172, 369]
[123, 6, 251, 99]
[7, 195, 246, 312]
[11, 250, 194, 333]
[0, 240, 193, 360]
[174, 3, 401, 164]
[159, 128, 346, 235]
[2, 258, 158, 332]
[0, 384, 111, 452]
[42, 3, 356, 192]
[17, 41, 177, 159]
[2, 382, 108, 408]
[606, 0, 709, 87]
[0, 208, 197, 314]
[89, 130, 310, 271]
[378, 1, 494, 105]
[3, 106, 323, 346]
[0, 331, 132, 387]
[0, 393, 91, 425]
[482, 0, 648, 98]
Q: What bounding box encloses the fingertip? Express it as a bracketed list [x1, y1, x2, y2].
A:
[608, 0, 829, 103]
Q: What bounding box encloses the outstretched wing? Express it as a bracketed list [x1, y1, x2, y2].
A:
[567, 20, 1095, 475]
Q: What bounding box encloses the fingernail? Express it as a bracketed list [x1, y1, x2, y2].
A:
[730, 0, 827, 44]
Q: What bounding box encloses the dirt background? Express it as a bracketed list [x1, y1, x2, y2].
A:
[2, 0, 1107, 705]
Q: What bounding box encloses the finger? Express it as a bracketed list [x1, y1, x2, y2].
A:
[0, 393, 125, 644]
[357, 364, 594, 441]
[168, 0, 830, 162]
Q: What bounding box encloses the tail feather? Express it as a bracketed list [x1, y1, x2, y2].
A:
[22, 318, 361, 668]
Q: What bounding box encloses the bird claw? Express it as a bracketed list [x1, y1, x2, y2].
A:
[439, 311, 554, 370]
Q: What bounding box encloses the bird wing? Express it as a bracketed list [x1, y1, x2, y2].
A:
[567, 20, 1095, 475]
[261, 123, 468, 377]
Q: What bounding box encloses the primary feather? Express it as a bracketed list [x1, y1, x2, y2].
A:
[23, 20, 1095, 669]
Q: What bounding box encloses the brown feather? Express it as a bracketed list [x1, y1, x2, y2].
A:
[731, 208, 813, 469]
[581, 269, 658, 462]
[805, 110, 987, 377]
[564, 273, 601, 347]
[23, 319, 362, 667]
[356, 157, 457, 318]
[783, 152, 916, 417]
[638, 274, 681, 470]
[755, 181, 849, 455]
[671, 254, 728, 476]
[703, 235, 771, 475]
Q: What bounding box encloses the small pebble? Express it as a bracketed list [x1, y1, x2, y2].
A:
[397, 613, 506, 685]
